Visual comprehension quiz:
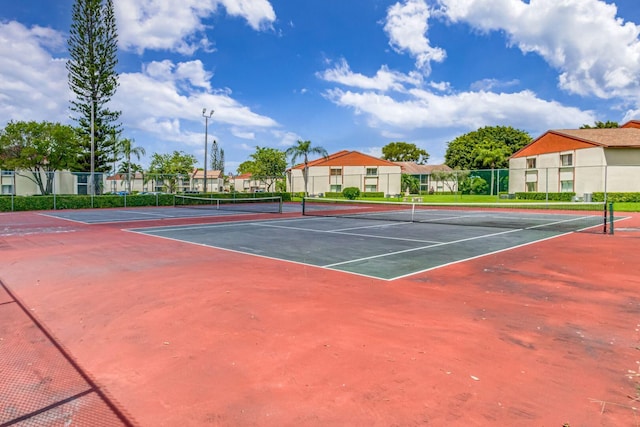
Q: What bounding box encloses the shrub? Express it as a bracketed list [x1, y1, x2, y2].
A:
[515, 192, 575, 201]
[342, 187, 360, 200]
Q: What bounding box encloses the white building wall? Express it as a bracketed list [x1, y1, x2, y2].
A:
[287, 165, 401, 195]
[510, 146, 640, 195]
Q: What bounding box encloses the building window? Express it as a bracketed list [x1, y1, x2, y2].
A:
[366, 168, 378, 176]
[526, 182, 537, 192]
[526, 158, 536, 169]
[330, 184, 342, 192]
[560, 180, 574, 192]
[2, 184, 13, 195]
[1, 170, 14, 176]
[365, 184, 377, 192]
[560, 153, 573, 166]
[330, 168, 342, 176]
[76, 174, 88, 195]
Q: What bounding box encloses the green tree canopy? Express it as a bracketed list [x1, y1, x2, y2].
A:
[580, 120, 619, 128]
[67, 0, 121, 173]
[148, 150, 196, 193]
[382, 142, 429, 164]
[0, 121, 81, 194]
[401, 174, 420, 194]
[238, 146, 287, 191]
[444, 126, 532, 170]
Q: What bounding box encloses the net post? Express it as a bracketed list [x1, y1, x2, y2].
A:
[278, 196, 283, 214]
[411, 202, 415, 222]
[173, 194, 177, 207]
[608, 202, 614, 235]
[301, 197, 306, 216]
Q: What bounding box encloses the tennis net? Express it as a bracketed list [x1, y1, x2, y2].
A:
[174, 195, 283, 214]
[302, 198, 614, 234]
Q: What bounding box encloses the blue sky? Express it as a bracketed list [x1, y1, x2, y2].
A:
[1, 0, 639, 172]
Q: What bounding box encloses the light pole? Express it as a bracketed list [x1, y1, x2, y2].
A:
[202, 108, 214, 193]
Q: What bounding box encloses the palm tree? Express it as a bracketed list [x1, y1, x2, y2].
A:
[117, 161, 144, 192]
[116, 138, 146, 193]
[285, 140, 328, 196]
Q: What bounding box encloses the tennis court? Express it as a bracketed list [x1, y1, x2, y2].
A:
[130, 199, 616, 280]
[2, 200, 640, 426]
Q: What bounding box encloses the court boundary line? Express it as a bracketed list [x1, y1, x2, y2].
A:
[322, 227, 522, 268]
[40, 207, 285, 225]
[252, 221, 445, 244]
[124, 217, 590, 281]
[124, 227, 390, 281]
[389, 231, 573, 280]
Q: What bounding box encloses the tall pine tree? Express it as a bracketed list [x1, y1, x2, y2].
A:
[210, 140, 225, 174]
[67, 0, 121, 173]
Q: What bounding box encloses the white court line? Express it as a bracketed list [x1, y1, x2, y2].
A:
[388, 231, 573, 281]
[254, 221, 444, 244]
[323, 227, 524, 268]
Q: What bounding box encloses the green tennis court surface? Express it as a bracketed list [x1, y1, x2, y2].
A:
[128, 212, 609, 280]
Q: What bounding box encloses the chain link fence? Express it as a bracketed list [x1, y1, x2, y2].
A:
[2, 165, 639, 210]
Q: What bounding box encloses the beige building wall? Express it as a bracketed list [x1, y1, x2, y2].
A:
[288, 165, 401, 195]
[510, 146, 640, 195]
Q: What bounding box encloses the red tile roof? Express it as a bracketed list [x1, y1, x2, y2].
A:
[291, 150, 398, 169]
[512, 128, 640, 158]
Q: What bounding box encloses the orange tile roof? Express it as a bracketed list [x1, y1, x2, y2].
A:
[232, 173, 252, 179]
[551, 128, 640, 147]
[291, 150, 398, 169]
[512, 128, 640, 158]
[622, 120, 640, 129]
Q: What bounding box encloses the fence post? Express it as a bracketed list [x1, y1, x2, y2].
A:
[545, 167, 549, 204]
[52, 171, 56, 210]
[603, 165, 608, 202]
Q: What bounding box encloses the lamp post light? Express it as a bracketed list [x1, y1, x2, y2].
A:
[202, 108, 214, 193]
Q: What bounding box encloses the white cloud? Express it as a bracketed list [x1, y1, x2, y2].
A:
[438, 0, 640, 99]
[115, 0, 276, 54]
[0, 21, 70, 124]
[271, 130, 301, 147]
[231, 128, 256, 139]
[384, 0, 446, 74]
[114, 60, 279, 141]
[470, 78, 520, 92]
[318, 59, 422, 92]
[219, 0, 276, 30]
[325, 87, 595, 132]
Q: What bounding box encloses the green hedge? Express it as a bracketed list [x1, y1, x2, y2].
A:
[321, 191, 385, 199]
[515, 192, 575, 201]
[515, 192, 640, 203]
[324, 192, 342, 198]
[0, 192, 290, 212]
[592, 192, 640, 202]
